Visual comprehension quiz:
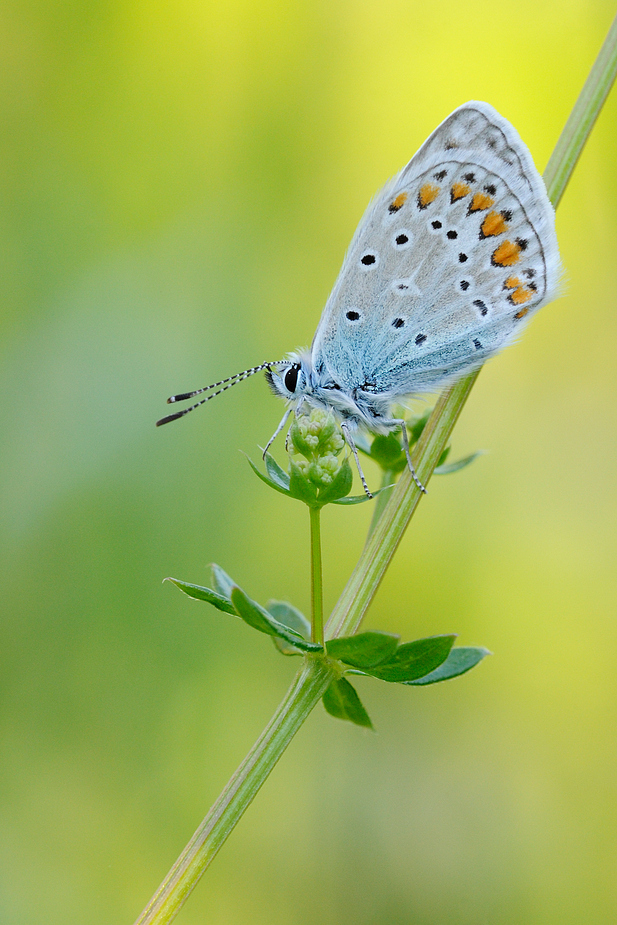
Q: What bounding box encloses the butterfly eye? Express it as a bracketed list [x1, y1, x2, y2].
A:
[284, 363, 301, 393]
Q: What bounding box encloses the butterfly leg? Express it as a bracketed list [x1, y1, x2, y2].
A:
[341, 421, 373, 499]
[284, 398, 307, 451]
[391, 419, 428, 494]
[263, 408, 291, 459]
[284, 421, 294, 452]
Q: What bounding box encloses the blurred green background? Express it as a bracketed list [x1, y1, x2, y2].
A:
[2, 2, 617, 923]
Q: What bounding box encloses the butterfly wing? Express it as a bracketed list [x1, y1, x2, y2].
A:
[310, 101, 560, 396]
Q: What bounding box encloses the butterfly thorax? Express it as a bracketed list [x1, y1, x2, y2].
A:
[267, 351, 399, 433]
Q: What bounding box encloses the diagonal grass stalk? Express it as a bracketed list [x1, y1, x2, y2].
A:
[133, 16, 617, 923]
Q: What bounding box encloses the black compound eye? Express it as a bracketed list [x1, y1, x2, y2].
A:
[284, 363, 301, 393]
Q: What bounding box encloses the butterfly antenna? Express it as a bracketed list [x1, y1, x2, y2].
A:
[156, 361, 286, 426]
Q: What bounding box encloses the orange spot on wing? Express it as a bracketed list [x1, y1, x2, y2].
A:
[469, 192, 495, 212]
[418, 183, 440, 208]
[510, 286, 533, 305]
[514, 307, 530, 319]
[450, 182, 471, 201]
[481, 211, 508, 237]
[504, 276, 521, 289]
[389, 192, 408, 213]
[492, 240, 521, 266]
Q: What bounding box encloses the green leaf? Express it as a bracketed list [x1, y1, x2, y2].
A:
[270, 636, 305, 656]
[436, 445, 451, 468]
[165, 578, 237, 615]
[287, 417, 314, 458]
[230, 587, 323, 652]
[263, 453, 291, 491]
[367, 634, 456, 682]
[315, 458, 353, 505]
[369, 433, 406, 472]
[209, 563, 235, 600]
[408, 411, 431, 444]
[267, 600, 311, 656]
[326, 631, 400, 669]
[288, 462, 319, 505]
[435, 451, 484, 476]
[332, 483, 394, 505]
[266, 600, 311, 639]
[331, 492, 374, 505]
[322, 677, 373, 729]
[404, 646, 491, 685]
[245, 454, 293, 497]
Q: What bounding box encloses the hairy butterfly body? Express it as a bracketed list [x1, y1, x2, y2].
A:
[158, 102, 560, 496]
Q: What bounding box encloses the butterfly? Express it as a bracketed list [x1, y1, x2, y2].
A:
[157, 102, 560, 496]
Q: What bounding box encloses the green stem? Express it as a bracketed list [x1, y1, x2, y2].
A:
[309, 506, 324, 645]
[133, 656, 336, 925]
[366, 468, 397, 539]
[543, 12, 617, 209]
[133, 24, 617, 922]
[326, 372, 480, 639]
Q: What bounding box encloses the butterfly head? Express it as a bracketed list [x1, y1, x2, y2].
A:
[265, 352, 313, 404]
[266, 351, 393, 430]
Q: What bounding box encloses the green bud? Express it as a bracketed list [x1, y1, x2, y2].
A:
[290, 409, 344, 461]
[288, 409, 351, 506]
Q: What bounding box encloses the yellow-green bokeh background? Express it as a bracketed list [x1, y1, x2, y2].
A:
[2, 2, 617, 923]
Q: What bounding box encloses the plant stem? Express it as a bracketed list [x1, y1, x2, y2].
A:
[133, 656, 336, 925]
[367, 469, 397, 539]
[309, 506, 324, 645]
[133, 23, 617, 922]
[326, 372, 480, 639]
[543, 12, 617, 209]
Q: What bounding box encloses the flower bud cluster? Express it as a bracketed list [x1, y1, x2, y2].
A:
[289, 409, 345, 488]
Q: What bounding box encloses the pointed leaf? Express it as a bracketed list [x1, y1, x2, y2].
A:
[271, 636, 305, 656]
[322, 678, 373, 729]
[408, 411, 431, 444]
[267, 600, 310, 655]
[435, 451, 484, 476]
[231, 587, 323, 652]
[266, 601, 311, 639]
[436, 445, 451, 468]
[332, 483, 394, 505]
[369, 433, 406, 472]
[331, 492, 374, 505]
[315, 458, 353, 506]
[404, 646, 491, 685]
[263, 453, 291, 491]
[165, 578, 237, 615]
[288, 463, 319, 505]
[209, 563, 236, 600]
[326, 632, 400, 669]
[245, 454, 293, 497]
[367, 634, 456, 682]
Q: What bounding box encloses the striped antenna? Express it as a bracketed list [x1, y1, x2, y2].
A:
[156, 360, 286, 426]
